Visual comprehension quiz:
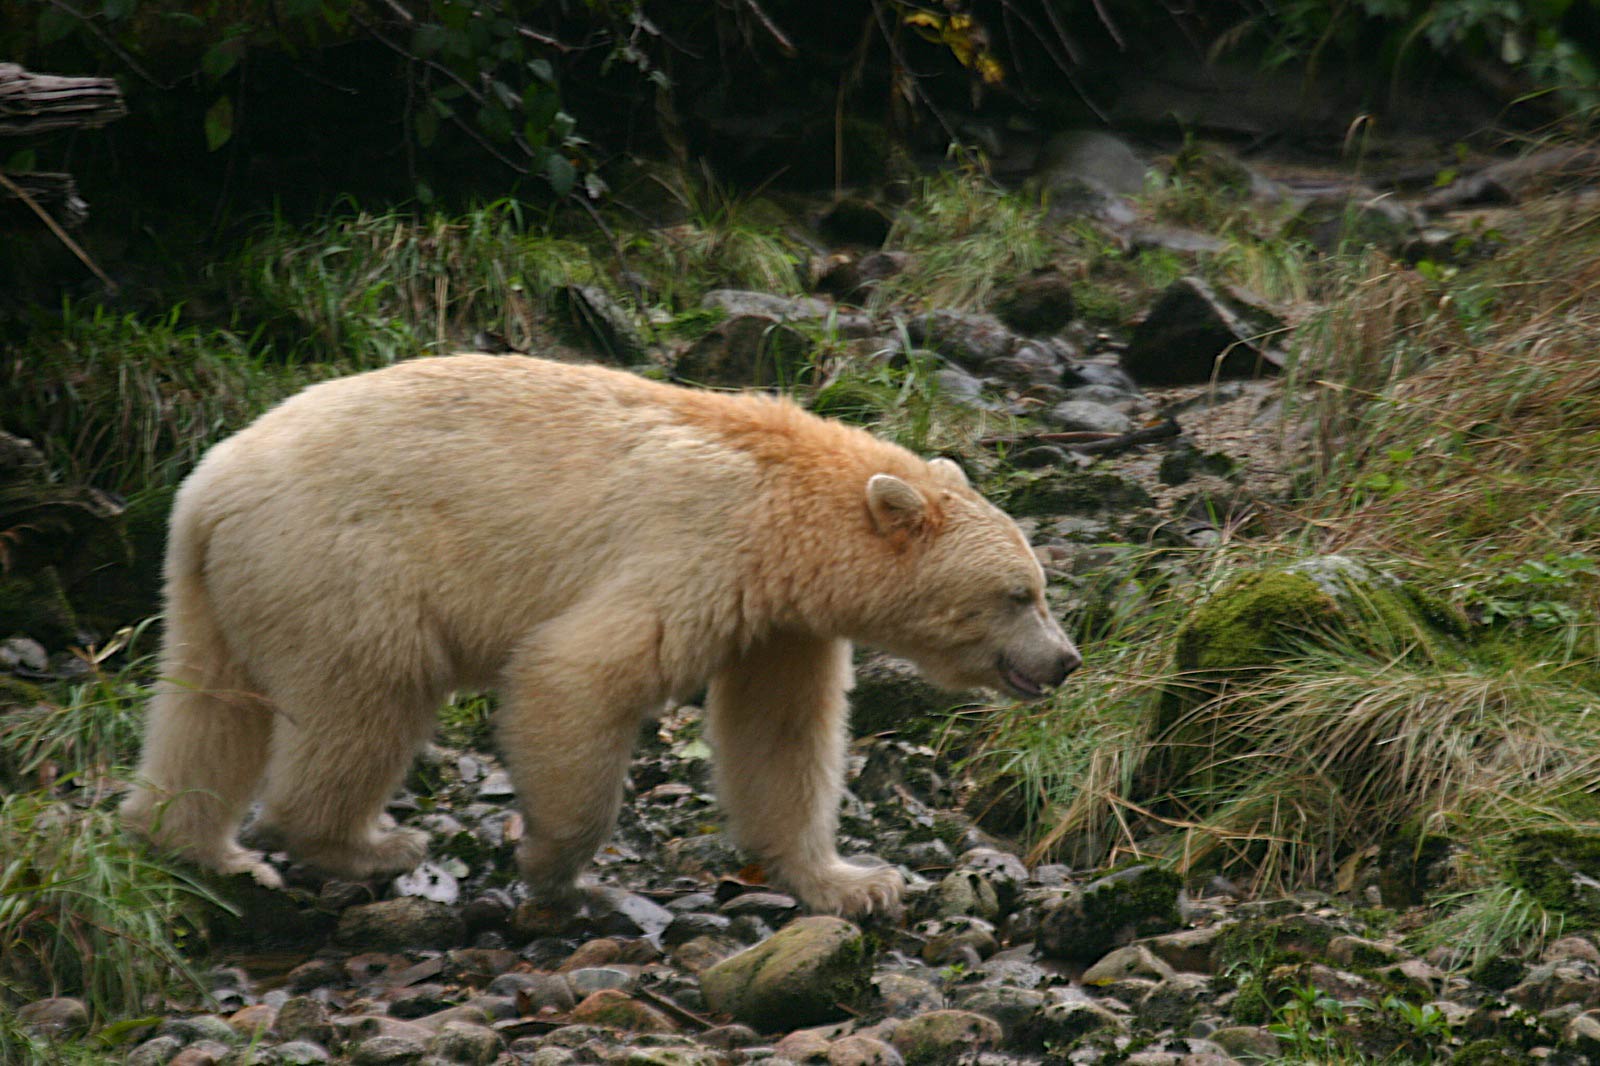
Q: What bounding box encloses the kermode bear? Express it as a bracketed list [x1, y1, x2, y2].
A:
[123, 354, 1080, 916]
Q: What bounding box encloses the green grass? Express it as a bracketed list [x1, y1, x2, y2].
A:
[873, 170, 1053, 311]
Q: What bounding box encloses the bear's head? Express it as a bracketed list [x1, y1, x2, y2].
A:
[859, 458, 1082, 700]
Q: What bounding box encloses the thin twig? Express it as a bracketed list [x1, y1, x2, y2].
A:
[0, 170, 117, 293]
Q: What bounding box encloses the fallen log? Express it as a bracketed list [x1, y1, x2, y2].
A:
[0, 62, 127, 135]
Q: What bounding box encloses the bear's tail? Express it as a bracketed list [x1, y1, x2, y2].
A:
[120, 494, 281, 886]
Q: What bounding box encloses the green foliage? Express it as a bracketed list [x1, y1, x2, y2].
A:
[809, 348, 988, 455]
[876, 171, 1053, 311]
[0, 304, 304, 492]
[0, 792, 222, 1018]
[621, 185, 808, 310]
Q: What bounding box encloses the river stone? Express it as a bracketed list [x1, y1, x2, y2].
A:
[774, 1027, 834, 1061]
[569, 989, 677, 1033]
[932, 869, 1002, 921]
[1139, 973, 1211, 1030]
[1045, 400, 1132, 435]
[829, 1034, 904, 1065]
[906, 310, 1017, 372]
[349, 1033, 427, 1065]
[487, 972, 575, 1012]
[1036, 998, 1128, 1044]
[335, 897, 465, 951]
[1083, 944, 1177, 985]
[274, 1043, 333, 1066]
[702, 289, 830, 321]
[700, 915, 875, 1031]
[1140, 926, 1227, 973]
[425, 1020, 502, 1065]
[1122, 276, 1286, 386]
[274, 997, 333, 1044]
[920, 916, 999, 966]
[1211, 1025, 1278, 1060]
[890, 1010, 1002, 1065]
[129, 1035, 186, 1066]
[16, 997, 88, 1038]
[951, 986, 1047, 1048]
[159, 1015, 244, 1047]
[874, 973, 945, 1016]
[169, 1041, 233, 1066]
[566, 965, 638, 996]
[227, 1004, 276, 1038]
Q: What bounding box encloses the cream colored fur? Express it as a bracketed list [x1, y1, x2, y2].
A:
[121, 354, 1079, 915]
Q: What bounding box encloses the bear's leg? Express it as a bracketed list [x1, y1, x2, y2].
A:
[252, 680, 434, 879]
[122, 569, 281, 888]
[496, 610, 670, 903]
[708, 633, 904, 917]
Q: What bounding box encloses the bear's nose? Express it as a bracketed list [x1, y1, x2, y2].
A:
[1046, 646, 1083, 688]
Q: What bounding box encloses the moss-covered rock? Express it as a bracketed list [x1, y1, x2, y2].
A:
[890, 1010, 1002, 1065]
[1505, 830, 1600, 925]
[699, 916, 875, 1031]
[1037, 865, 1182, 964]
[1002, 468, 1154, 519]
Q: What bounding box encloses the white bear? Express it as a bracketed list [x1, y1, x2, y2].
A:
[122, 354, 1079, 916]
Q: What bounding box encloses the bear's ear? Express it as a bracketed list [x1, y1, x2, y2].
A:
[866, 474, 928, 536]
[928, 457, 969, 490]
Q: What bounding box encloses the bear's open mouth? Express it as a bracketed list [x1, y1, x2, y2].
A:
[997, 656, 1046, 699]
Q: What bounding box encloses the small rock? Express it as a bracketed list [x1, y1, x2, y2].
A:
[1546, 936, 1600, 965]
[335, 897, 465, 951]
[425, 1020, 503, 1065]
[569, 989, 677, 1033]
[700, 915, 876, 1031]
[128, 1035, 185, 1066]
[16, 997, 88, 1038]
[274, 996, 334, 1044]
[273, 1041, 333, 1066]
[159, 1015, 243, 1048]
[1044, 400, 1132, 435]
[566, 966, 638, 996]
[906, 310, 1017, 373]
[889, 1010, 1002, 1065]
[349, 1033, 428, 1066]
[0, 636, 48, 673]
[169, 1043, 232, 1066]
[1083, 944, 1177, 985]
[588, 886, 675, 939]
[488, 972, 576, 1012]
[227, 1004, 277, 1038]
[674, 315, 813, 388]
[719, 891, 801, 924]
[874, 972, 945, 1016]
[1326, 934, 1406, 968]
[1210, 1025, 1278, 1060]
[1036, 997, 1128, 1044]
[1037, 865, 1183, 964]
[931, 869, 1002, 921]
[920, 916, 1000, 966]
[828, 1033, 904, 1065]
[1140, 925, 1227, 974]
[701, 1023, 761, 1048]
[774, 1028, 834, 1062]
[951, 986, 1047, 1049]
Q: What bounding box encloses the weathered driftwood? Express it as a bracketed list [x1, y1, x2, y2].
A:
[0, 171, 87, 228]
[0, 62, 127, 136]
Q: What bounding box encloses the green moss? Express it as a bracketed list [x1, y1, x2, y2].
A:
[1174, 570, 1334, 674]
[1215, 914, 1341, 974]
[1452, 1037, 1533, 1065]
[1003, 469, 1155, 519]
[1504, 829, 1600, 925]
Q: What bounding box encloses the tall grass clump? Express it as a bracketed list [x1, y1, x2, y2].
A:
[0, 306, 304, 493]
[622, 184, 808, 310]
[875, 170, 1053, 311]
[229, 201, 604, 363]
[809, 348, 993, 455]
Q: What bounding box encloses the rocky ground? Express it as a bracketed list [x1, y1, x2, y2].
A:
[13, 702, 1600, 1066]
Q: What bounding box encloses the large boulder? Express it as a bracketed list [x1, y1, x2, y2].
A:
[1121, 277, 1286, 386]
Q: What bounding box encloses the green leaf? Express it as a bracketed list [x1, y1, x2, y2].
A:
[528, 58, 554, 84]
[545, 152, 575, 196]
[101, 0, 137, 21]
[522, 84, 558, 130]
[415, 179, 434, 205]
[202, 41, 240, 80]
[5, 149, 37, 173]
[204, 95, 234, 151]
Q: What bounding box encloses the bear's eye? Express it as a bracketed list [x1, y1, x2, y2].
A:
[1007, 587, 1033, 606]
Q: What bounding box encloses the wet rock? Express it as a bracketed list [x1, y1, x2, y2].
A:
[1122, 277, 1286, 386]
[663, 911, 732, 946]
[274, 997, 334, 1044]
[425, 1020, 503, 1065]
[700, 915, 876, 1031]
[589, 885, 675, 939]
[0, 635, 47, 672]
[889, 1009, 1002, 1065]
[169, 1042, 234, 1066]
[674, 314, 813, 388]
[1037, 866, 1184, 964]
[489, 971, 576, 1012]
[16, 997, 89, 1038]
[335, 897, 465, 952]
[1037, 997, 1129, 1045]
[906, 310, 1017, 373]
[567, 965, 639, 997]
[951, 986, 1047, 1049]
[1507, 960, 1600, 1010]
[989, 269, 1075, 336]
[830, 1033, 904, 1065]
[550, 284, 649, 364]
[1564, 1012, 1600, 1058]
[1044, 400, 1132, 435]
[719, 891, 801, 925]
[1131, 226, 1229, 255]
[1546, 936, 1600, 965]
[701, 1023, 760, 1048]
[159, 1015, 244, 1048]
[1139, 973, 1211, 1030]
[333, 1016, 436, 1047]
[671, 934, 740, 974]
[569, 989, 677, 1033]
[226, 1004, 276, 1039]
[1210, 1025, 1277, 1060]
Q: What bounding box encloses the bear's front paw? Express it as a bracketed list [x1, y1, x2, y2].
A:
[792, 861, 905, 919]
